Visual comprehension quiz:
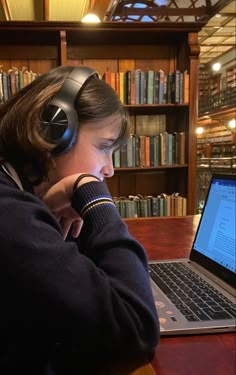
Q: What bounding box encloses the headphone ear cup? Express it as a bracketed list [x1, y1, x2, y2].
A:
[40, 102, 78, 155]
[40, 67, 98, 155]
[41, 104, 68, 141]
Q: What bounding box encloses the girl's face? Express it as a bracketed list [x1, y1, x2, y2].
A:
[49, 114, 122, 184]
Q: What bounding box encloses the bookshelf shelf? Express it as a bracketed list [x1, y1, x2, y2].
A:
[0, 21, 200, 215]
[114, 165, 188, 172]
[125, 104, 189, 108]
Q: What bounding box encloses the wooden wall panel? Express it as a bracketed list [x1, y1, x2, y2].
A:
[66, 58, 118, 77]
[0, 59, 56, 73]
[0, 45, 58, 60]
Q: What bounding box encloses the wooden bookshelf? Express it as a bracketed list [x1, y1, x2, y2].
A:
[226, 65, 236, 88]
[209, 74, 221, 96]
[198, 64, 210, 98]
[0, 21, 201, 215]
[196, 122, 235, 158]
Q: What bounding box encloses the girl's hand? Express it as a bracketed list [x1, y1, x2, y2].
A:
[55, 206, 83, 240]
[42, 174, 99, 239]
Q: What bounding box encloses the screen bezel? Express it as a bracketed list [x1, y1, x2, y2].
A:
[190, 173, 236, 289]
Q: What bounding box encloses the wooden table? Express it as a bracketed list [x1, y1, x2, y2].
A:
[126, 215, 236, 375]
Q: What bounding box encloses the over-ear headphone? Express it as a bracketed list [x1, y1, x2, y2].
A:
[40, 66, 98, 155]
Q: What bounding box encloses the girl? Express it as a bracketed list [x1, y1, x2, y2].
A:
[0, 65, 159, 374]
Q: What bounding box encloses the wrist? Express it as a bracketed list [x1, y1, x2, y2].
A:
[73, 174, 101, 192]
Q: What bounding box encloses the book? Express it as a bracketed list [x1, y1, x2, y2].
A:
[120, 143, 128, 167]
[130, 70, 136, 105]
[124, 70, 131, 104]
[139, 135, 146, 167]
[113, 148, 121, 168]
[179, 132, 186, 164]
[163, 73, 168, 104]
[153, 70, 160, 104]
[103, 71, 112, 86]
[153, 135, 160, 166]
[140, 70, 145, 104]
[115, 72, 120, 96]
[147, 70, 154, 104]
[174, 70, 181, 104]
[127, 134, 135, 167]
[134, 135, 140, 167]
[159, 133, 167, 165]
[119, 72, 125, 104]
[158, 69, 165, 104]
[183, 70, 190, 104]
[135, 69, 141, 104]
[8, 67, 18, 96]
[149, 135, 155, 167]
[2, 71, 9, 101]
[145, 136, 150, 167]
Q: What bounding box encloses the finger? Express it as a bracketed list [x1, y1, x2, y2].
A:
[71, 220, 83, 238]
[60, 217, 73, 240]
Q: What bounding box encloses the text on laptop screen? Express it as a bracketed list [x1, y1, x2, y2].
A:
[193, 176, 236, 273]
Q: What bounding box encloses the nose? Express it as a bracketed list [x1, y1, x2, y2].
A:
[101, 154, 114, 178]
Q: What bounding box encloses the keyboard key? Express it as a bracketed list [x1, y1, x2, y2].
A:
[202, 308, 232, 320]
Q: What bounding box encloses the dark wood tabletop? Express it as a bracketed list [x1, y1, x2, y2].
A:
[125, 216, 236, 375]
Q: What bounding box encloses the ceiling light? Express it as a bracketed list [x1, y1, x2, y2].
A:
[81, 13, 101, 23]
[196, 127, 204, 135]
[228, 119, 236, 129]
[212, 62, 221, 72]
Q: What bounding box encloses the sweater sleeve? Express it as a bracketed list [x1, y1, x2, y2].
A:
[0, 176, 160, 367]
[71, 181, 160, 348]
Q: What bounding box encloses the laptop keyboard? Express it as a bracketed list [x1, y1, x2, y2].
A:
[149, 262, 236, 321]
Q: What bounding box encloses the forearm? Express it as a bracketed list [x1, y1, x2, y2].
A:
[71, 181, 159, 352]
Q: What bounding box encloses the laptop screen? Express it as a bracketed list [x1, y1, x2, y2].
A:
[191, 174, 236, 288]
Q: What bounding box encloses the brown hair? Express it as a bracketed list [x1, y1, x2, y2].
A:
[0, 65, 129, 184]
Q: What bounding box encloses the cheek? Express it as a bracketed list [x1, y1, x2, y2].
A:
[73, 147, 101, 174]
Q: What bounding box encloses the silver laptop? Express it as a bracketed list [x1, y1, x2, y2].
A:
[149, 174, 236, 335]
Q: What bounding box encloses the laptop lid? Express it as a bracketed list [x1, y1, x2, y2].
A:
[190, 174, 236, 289]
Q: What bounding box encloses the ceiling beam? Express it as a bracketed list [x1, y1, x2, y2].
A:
[117, 6, 207, 17]
[207, 0, 234, 18]
[201, 43, 235, 46]
[198, 14, 235, 44]
[43, 0, 50, 21]
[0, 0, 11, 20]
[91, 0, 111, 21]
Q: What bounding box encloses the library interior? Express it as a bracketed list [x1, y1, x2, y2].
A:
[0, 1, 235, 375]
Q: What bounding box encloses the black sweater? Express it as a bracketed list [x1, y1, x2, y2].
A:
[0, 170, 159, 374]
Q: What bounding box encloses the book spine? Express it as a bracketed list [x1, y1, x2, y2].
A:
[119, 72, 125, 104]
[140, 70, 145, 104]
[125, 70, 131, 105]
[147, 70, 154, 104]
[127, 135, 135, 167]
[183, 70, 190, 104]
[153, 71, 160, 104]
[120, 143, 128, 167]
[158, 69, 165, 104]
[135, 69, 141, 104]
[130, 70, 136, 105]
[175, 70, 180, 104]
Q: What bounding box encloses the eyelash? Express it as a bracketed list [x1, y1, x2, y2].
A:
[99, 145, 112, 154]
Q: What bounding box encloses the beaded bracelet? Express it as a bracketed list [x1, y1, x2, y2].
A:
[73, 174, 101, 193]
